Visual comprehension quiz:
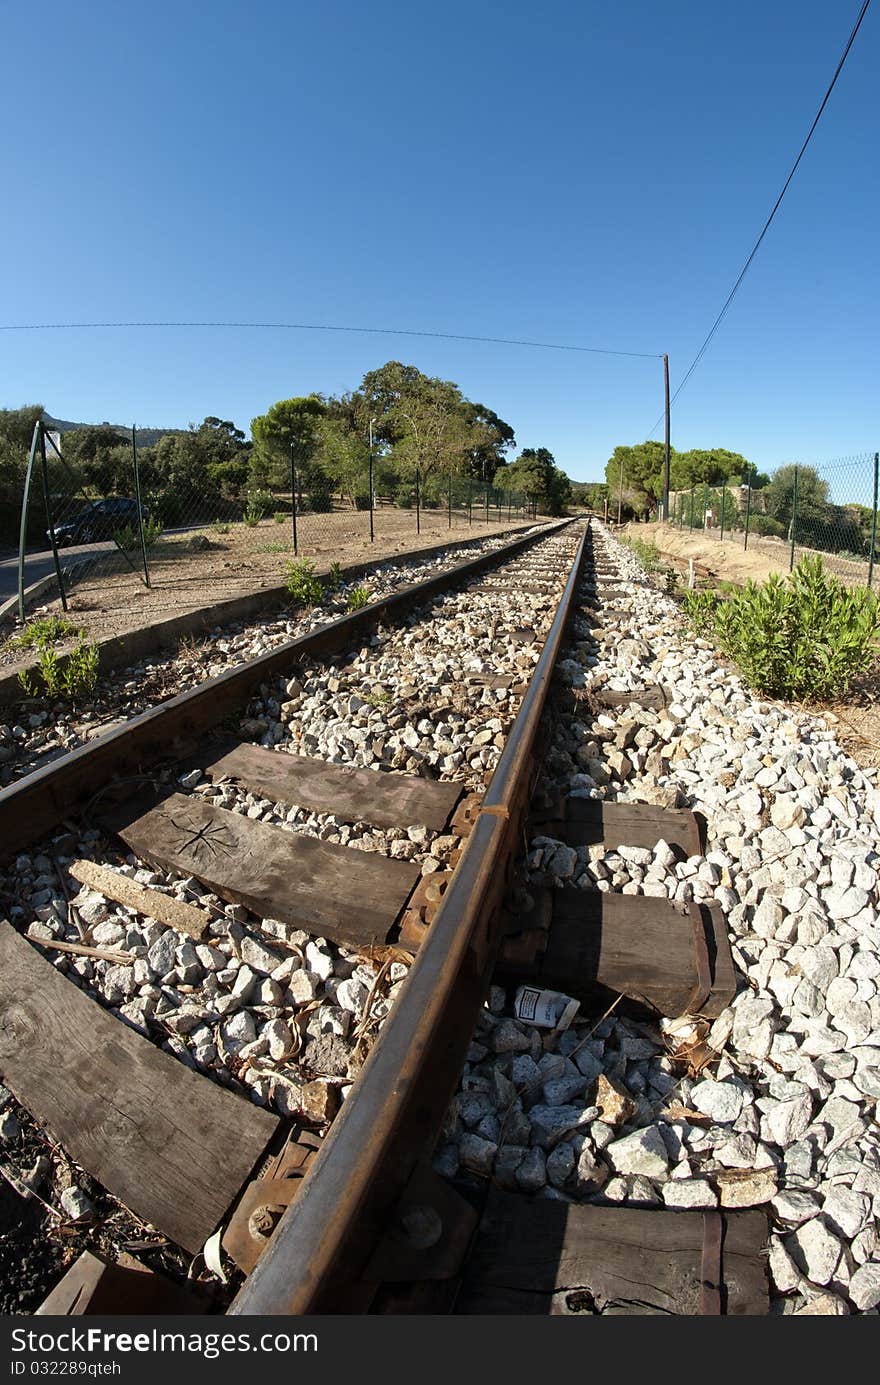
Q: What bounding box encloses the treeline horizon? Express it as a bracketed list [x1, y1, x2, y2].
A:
[0, 362, 575, 542]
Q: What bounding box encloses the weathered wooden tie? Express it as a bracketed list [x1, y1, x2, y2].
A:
[0, 923, 278, 1254]
[532, 797, 703, 858]
[36, 1251, 210, 1316]
[498, 892, 735, 1018]
[200, 742, 462, 832]
[456, 1193, 767, 1314]
[113, 793, 420, 948]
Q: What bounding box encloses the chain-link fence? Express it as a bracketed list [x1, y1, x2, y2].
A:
[668, 451, 880, 588]
[10, 420, 536, 619]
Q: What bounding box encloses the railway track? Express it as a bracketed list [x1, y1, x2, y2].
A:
[0, 518, 766, 1315]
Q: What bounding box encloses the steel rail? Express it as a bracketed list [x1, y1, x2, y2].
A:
[231, 522, 590, 1314]
[0, 521, 571, 860]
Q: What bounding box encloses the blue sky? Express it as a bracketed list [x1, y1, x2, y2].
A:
[0, 0, 876, 483]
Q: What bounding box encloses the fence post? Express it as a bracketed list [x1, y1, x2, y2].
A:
[289, 440, 298, 556]
[39, 422, 68, 613]
[485, 484, 489, 524]
[720, 480, 727, 542]
[447, 471, 452, 529]
[17, 423, 42, 623]
[132, 425, 151, 588]
[869, 453, 879, 589]
[789, 465, 798, 572]
[368, 421, 375, 544]
[415, 466, 420, 535]
[468, 478, 473, 524]
[507, 491, 512, 522]
[702, 482, 708, 529]
[689, 484, 695, 528]
[744, 468, 752, 550]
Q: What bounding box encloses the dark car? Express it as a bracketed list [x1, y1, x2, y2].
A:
[49, 497, 149, 547]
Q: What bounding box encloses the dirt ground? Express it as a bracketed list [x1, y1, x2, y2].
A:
[630, 521, 873, 590]
[10, 508, 537, 652]
[621, 522, 880, 775]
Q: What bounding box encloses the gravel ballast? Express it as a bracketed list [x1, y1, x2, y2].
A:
[440, 521, 880, 1315]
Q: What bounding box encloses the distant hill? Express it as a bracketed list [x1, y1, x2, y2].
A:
[43, 415, 179, 448]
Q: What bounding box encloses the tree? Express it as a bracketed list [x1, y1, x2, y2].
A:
[672, 447, 751, 488]
[60, 424, 131, 495]
[504, 447, 572, 516]
[459, 401, 515, 481]
[604, 441, 666, 516]
[0, 405, 44, 544]
[570, 481, 608, 511]
[316, 416, 371, 505]
[763, 464, 829, 529]
[250, 395, 327, 491]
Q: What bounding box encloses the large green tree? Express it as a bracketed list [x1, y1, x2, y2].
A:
[763, 464, 829, 528]
[0, 405, 44, 543]
[59, 424, 132, 495]
[504, 447, 572, 516]
[250, 395, 327, 490]
[605, 441, 667, 516]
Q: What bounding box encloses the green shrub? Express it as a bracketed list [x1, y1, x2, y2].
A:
[284, 558, 324, 606]
[623, 536, 662, 572]
[274, 511, 287, 524]
[114, 518, 163, 550]
[212, 519, 231, 536]
[6, 614, 81, 652]
[393, 485, 413, 509]
[682, 556, 880, 700]
[113, 523, 138, 550]
[327, 561, 344, 592]
[243, 489, 274, 525]
[680, 588, 720, 636]
[353, 495, 371, 511]
[748, 514, 786, 539]
[307, 492, 333, 513]
[19, 636, 98, 700]
[346, 585, 371, 611]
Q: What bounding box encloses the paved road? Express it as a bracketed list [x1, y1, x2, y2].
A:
[0, 542, 114, 601]
[0, 523, 211, 602]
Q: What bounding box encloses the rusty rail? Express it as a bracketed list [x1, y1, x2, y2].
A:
[231, 522, 590, 1313]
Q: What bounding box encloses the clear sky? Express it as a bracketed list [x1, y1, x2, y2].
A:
[0, 0, 876, 483]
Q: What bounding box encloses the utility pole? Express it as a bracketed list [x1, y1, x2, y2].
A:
[663, 353, 671, 523]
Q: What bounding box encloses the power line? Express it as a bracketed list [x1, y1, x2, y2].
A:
[647, 0, 872, 437]
[0, 318, 663, 360]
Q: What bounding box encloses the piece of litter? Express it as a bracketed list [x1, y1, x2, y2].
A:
[202, 1227, 228, 1284]
[514, 985, 579, 1029]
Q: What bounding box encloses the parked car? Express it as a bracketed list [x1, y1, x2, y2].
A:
[48, 497, 149, 547]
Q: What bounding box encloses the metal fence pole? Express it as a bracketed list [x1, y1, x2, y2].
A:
[39, 422, 68, 612]
[368, 421, 374, 544]
[702, 481, 708, 529]
[132, 425, 151, 588]
[17, 423, 42, 623]
[689, 484, 695, 529]
[744, 469, 752, 550]
[415, 466, 420, 535]
[720, 480, 727, 542]
[468, 478, 473, 524]
[869, 453, 879, 589]
[789, 464, 798, 572]
[448, 470, 452, 529]
[484, 484, 489, 524]
[507, 491, 512, 522]
[290, 441, 298, 556]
